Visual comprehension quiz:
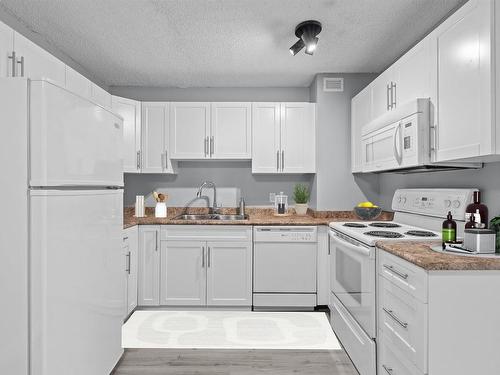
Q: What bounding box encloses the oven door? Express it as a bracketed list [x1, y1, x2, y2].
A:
[329, 230, 376, 338]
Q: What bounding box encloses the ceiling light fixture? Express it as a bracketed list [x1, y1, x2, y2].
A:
[289, 20, 322, 56]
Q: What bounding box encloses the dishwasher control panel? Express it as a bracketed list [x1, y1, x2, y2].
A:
[253, 226, 318, 243]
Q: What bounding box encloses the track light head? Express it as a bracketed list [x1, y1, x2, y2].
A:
[291, 20, 322, 56]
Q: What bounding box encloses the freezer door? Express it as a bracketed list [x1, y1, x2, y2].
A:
[30, 189, 125, 375]
[30, 80, 123, 187]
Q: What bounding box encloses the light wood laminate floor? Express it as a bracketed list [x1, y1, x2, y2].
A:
[112, 349, 358, 375]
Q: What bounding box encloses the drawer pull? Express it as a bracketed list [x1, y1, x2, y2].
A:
[383, 307, 408, 328]
[383, 264, 408, 280]
[382, 364, 394, 374]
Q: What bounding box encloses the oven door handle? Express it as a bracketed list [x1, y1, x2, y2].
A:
[330, 231, 371, 257]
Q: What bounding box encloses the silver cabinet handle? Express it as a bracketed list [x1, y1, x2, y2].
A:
[391, 82, 397, 109]
[281, 150, 284, 171]
[8, 51, 16, 77]
[17, 55, 24, 77]
[386, 84, 390, 111]
[136, 151, 141, 170]
[125, 251, 131, 274]
[164, 150, 168, 170]
[204, 137, 208, 156]
[383, 307, 408, 328]
[155, 231, 158, 251]
[383, 264, 408, 280]
[382, 365, 393, 374]
[207, 247, 211, 267]
[202, 247, 205, 268]
[276, 150, 280, 171]
[210, 136, 214, 157]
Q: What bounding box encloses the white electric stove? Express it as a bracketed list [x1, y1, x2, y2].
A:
[328, 188, 477, 375]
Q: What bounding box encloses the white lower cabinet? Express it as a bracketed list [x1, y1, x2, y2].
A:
[138, 226, 160, 306]
[123, 226, 138, 316]
[138, 225, 253, 308]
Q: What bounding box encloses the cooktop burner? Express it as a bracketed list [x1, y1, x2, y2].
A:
[343, 223, 368, 228]
[364, 231, 404, 238]
[369, 222, 401, 228]
[405, 230, 438, 237]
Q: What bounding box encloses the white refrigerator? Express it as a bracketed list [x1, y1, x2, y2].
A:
[0, 78, 125, 375]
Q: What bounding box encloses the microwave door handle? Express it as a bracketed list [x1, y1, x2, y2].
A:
[331, 233, 371, 257]
[393, 123, 403, 165]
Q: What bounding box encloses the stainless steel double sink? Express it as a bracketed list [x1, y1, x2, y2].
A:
[172, 214, 249, 221]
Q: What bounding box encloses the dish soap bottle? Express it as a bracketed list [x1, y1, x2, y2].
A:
[442, 211, 457, 244]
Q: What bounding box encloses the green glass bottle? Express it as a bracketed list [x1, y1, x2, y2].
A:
[490, 216, 500, 253]
[442, 211, 457, 244]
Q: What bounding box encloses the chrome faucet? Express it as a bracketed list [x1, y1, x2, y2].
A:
[196, 181, 219, 214]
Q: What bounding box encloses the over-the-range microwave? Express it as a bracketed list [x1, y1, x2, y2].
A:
[360, 98, 481, 174]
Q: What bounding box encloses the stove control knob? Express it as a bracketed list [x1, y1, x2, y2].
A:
[453, 200, 461, 209]
[444, 199, 452, 208]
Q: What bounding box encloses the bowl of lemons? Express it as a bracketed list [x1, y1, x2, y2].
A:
[354, 202, 382, 220]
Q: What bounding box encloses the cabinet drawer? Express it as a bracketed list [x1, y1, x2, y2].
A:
[378, 275, 428, 373]
[161, 225, 252, 242]
[378, 332, 424, 375]
[378, 249, 428, 302]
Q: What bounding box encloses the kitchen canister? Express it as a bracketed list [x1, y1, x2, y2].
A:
[155, 202, 167, 218]
[463, 228, 496, 254]
[134, 195, 145, 217]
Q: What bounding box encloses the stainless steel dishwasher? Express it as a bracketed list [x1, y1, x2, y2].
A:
[253, 226, 317, 310]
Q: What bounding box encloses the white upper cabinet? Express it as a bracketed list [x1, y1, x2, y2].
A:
[252, 102, 315, 174]
[13, 32, 65, 86]
[65, 66, 92, 99]
[112, 96, 142, 173]
[142, 102, 176, 174]
[371, 68, 396, 119]
[169, 102, 210, 159]
[252, 103, 281, 173]
[90, 83, 112, 108]
[351, 88, 372, 173]
[281, 102, 316, 173]
[210, 102, 252, 159]
[0, 21, 14, 77]
[431, 0, 494, 162]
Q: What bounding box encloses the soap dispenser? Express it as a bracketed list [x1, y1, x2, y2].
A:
[274, 192, 288, 215]
[442, 211, 457, 243]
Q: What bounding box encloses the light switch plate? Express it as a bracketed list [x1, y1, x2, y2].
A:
[269, 193, 276, 203]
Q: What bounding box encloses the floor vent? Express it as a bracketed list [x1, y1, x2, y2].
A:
[323, 77, 344, 92]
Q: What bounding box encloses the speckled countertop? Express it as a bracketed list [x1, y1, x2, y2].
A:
[123, 207, 394, 229]
[377, 241, 500, 271]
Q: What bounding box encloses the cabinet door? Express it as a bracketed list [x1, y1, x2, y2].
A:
[210, 102, 252, 159]
[363, 122, 400, 172]
[206, 241, 252, 306]
[252, 103, 281, 173]
[169, 102, 210, 159]
[112, 96, 141, 173]
[394, 38, 433, 108]
[160, 241, 206, 306]
[351, 88, 372, 173]
[433, 0, 492, 161]
[0, 21, 14, 77]
[370, 67, 395, 119]
[142, 102, 166, 173]
[65, 66, 91, 99]
[138, 226, 160, 306]
[281, 102, 316, 173]
[13, 32, 65, 86]
[125, 227, 138, 315]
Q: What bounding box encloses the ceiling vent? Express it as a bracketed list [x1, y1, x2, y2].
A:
[323, 77, 344, 92]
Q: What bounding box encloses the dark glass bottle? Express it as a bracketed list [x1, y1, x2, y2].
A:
[442, 211, 457, 243]
[465, 214, 476, 229]
[465, 191, 488, 228]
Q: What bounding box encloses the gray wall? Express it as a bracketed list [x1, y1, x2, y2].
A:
[309, 73, 379, 210]
[378, 163, 500, 218]
[110, 86, 310, 102]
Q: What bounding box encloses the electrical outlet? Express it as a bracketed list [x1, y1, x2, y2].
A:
[269, 193, 276, 203]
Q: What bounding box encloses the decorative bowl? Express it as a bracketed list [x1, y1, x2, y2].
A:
[354, 206, 382, 221]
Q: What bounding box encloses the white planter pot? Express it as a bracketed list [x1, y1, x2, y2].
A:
[295, 203, 309, 216]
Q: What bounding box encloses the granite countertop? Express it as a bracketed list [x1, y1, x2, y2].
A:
[123, 207, 394, 229]
[377, 241, 500, 271]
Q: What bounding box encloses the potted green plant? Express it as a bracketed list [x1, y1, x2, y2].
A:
[293, 184, 310, 216]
